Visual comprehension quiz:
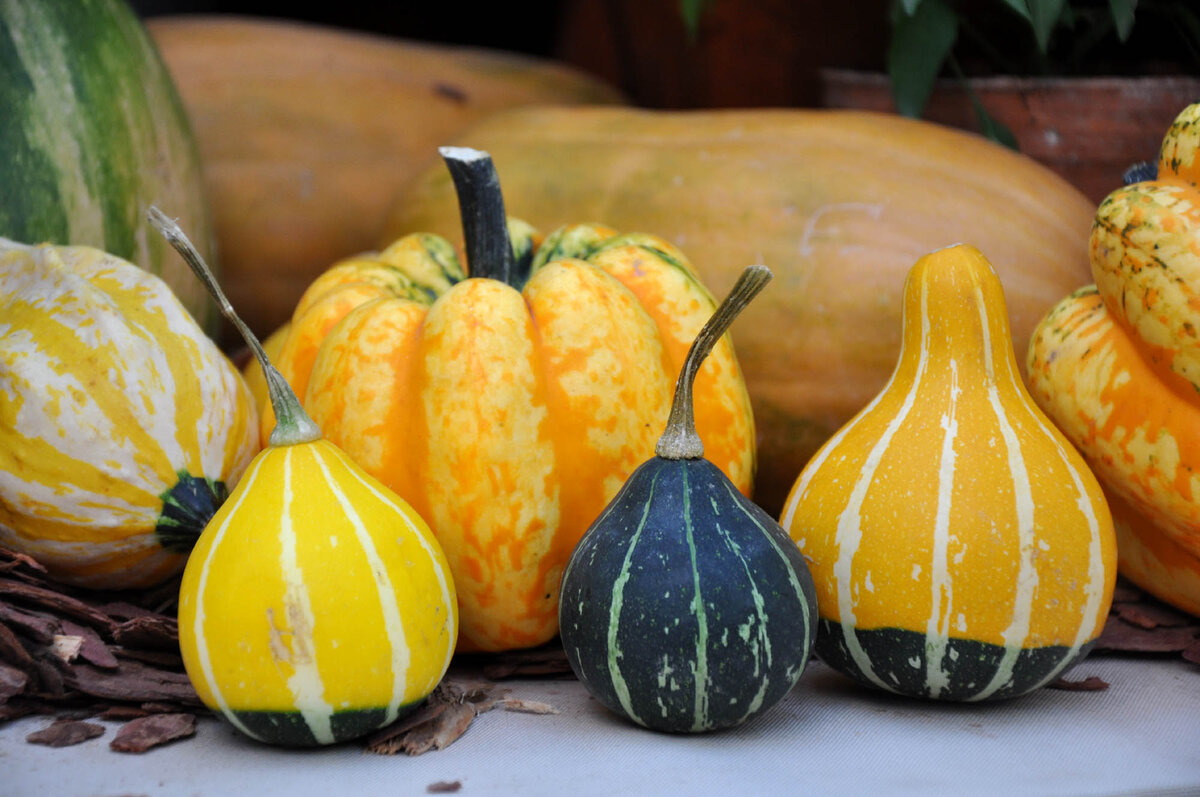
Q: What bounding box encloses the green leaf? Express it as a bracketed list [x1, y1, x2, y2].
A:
[888, 0, 959, 118]
[1108, 0, 1138, 41]
[998, 0, 1033, 22]
[951, 56, 1020, 151]
[680, 0, 714, 39]
[1026, 0, 1067, 53]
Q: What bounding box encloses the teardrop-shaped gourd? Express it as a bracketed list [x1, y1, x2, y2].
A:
[151, 209, 457, 747]
[559, 265, 818, 733]
[780, 244, 1116, 701]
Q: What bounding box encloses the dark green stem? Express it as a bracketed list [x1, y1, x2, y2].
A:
[147, 206, 320, 447]
[440, 146, 518, 286]
[655, 265, 772, 460]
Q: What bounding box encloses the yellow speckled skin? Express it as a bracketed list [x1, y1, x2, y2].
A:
[782, 246, 1115, 691]
[1091, 103, 1200, 394]
[0, 239, 258, 588]
[271, 229, 755, 651]
[177, 438, 457, 745]
[1028, 104, 1200, 616]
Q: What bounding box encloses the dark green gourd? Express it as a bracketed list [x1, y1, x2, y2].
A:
[558, 265, 818, 733]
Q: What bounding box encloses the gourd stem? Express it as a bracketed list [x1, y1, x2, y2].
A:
[148, 206, 321, 447]
[440, 147, 517, 286]
[656, 265, 772, 460]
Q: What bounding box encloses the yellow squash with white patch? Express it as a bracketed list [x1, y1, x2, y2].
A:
[0, 237, 257, 588]
[154, 209, 457, 747]
[265, 148, 756, 652]
[781, 244, 1116, 701]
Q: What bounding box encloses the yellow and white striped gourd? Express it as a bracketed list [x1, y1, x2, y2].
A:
[154, 210, 457, 747]
[780, 244, 1116, 701]
[0, 237, 257, 588]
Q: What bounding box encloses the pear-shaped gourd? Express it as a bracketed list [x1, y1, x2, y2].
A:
[150, 209, 457, 746]
[559, 265, 818, 733]
[780, 244, 1116, 701]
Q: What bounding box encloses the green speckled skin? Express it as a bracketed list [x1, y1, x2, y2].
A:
[559, 457, 817, 733]
[817, 620, 1096, 701]
[0, 0, 217, 331]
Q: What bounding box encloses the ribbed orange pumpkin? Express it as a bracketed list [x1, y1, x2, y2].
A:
[1027, 103, 1200, 616]
[782, 245, 1116, 700]
[383, 107, 1098, 516]
[266, 149, 756, 651]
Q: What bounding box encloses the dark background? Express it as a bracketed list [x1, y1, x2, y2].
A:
[125, 0, 896, 109]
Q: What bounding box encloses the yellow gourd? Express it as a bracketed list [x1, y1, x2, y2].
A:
[780, 244, 1116, 700]
[1026, 104, 1200, 615]
[0, 237, 257, 589]
[152, 209, 457, 747]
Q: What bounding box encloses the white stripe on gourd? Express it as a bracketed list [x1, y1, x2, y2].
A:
[560, 265, 817, 733]
[781, 244, 1116, 701]
[832, 274, 933, 692]
[311, 449, 411, 723]
[159, 208, 457, 746]
[278, 449, 335, 745]
[192, 455, 265, 743]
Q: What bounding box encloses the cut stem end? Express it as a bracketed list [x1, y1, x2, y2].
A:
[655, 264, 772, 460]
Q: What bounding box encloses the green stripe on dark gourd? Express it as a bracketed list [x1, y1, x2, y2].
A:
[155, 473, 228, 554]
[559, 264, 817, 733]
[817, 621, 1097, 701]
[232, 706, 405, 748]
[561, 458, 817, 732]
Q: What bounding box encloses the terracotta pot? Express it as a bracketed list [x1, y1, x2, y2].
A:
[820, 69, 1200, 205]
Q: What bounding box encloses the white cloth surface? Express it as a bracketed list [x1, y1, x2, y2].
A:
[2, 656, 1198, 796]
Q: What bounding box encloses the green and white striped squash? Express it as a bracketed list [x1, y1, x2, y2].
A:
[0, 0, 218, 333]
[559, 266, 818, 733]
[0, 237, 258, 588]
[157, 211, 457, 747]
[780, 244, 1117, 701]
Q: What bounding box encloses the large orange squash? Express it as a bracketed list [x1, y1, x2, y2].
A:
[382, 107, 1097, 515]
[146, 16, 624, 345]
[268, 149, 756, 652]
[1027, 103, 1200, 616]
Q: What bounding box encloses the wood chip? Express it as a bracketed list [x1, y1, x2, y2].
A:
[499, 697, 560, 715]
[25, 718, 105, 747]
[0, 577, 115, 634]
[49, 635, 83, 664]
[0, 603, 60, 644]
[0, 549, 48, 577]
[97, 705, 152, 721]
[112, 615, 179, 651]
[1096, 621, 1200, 653]
[0, 619, 38, 676]
[64, 659, 201, 706]
[61, 619, 119, 669]
[384, 701, 477, 756]
[0, 661, 29, 700]
[109, 712, 196, 753]
[1047, 675, 1110, 691]
[1114, 601, 1195, 629]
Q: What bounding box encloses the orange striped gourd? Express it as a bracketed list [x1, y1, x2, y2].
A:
[781, 244, 1116, 700]
[1026, 103, 1200, 616]
[0, 237, 257, 588]
[153, 210, 457, 747]
[266, 148, 756, 652]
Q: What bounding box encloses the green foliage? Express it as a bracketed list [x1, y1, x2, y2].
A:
[888, 0, 1198, 148]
